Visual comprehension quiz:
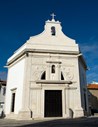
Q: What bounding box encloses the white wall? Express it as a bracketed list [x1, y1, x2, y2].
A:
[5, 58, 25, 114]
[30, 53, 83, 118]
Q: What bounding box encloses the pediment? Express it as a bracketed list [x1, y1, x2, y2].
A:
[27, 19, 76, 47]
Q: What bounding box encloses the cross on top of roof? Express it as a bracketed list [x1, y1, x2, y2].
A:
[51, 13, 56, 20]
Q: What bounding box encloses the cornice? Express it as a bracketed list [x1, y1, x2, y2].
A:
[7, 48, 79, 66]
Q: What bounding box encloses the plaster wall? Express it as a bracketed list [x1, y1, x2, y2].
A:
[5, 58, 25, 114]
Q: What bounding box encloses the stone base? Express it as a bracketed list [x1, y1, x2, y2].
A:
[5, 110, 32, 120]
[5, 113, 18, 119]
[18, 110, 32, 120]
[74, 108, 84, 118]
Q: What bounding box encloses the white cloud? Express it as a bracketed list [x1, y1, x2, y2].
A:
[80, 40, 98, 63]
[80, 44, 98, 53]
[87, 65, 98, 83]
[81, 37, 98, 83]
[87, 72, 98, 84]
[80, 36, 98, 55]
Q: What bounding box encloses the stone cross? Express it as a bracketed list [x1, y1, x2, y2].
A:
[51, 13, 56, 20]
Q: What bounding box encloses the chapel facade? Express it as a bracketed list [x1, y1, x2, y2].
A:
[5, 15, 89, 119]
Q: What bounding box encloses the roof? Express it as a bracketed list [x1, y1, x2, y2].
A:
[6, 17, 87, 69]
[87, 84, 98, 89]
[7, 18, 79, 64]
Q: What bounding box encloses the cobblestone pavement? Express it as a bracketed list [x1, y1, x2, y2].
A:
[0, 117, 98, 127]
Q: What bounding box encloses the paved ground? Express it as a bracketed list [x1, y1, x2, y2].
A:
[0, 117, 98, 127]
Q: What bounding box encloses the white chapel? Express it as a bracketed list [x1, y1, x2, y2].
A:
[5, 15, 89, 119]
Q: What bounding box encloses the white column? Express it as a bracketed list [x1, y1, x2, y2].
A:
[46, 64, 50, 80]
[18, 53, 31, 120]
[62, 89, 66, 117]
[65, 86, 70, 117]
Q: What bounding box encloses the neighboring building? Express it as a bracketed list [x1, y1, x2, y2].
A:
[0, 80, 6, 109]
[5, 15, 89, 120]
[88, 82, 98, 114]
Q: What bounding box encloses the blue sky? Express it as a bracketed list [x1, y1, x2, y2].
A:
[0, 0, 98, 83]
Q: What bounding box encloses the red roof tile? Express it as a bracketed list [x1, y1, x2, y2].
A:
[87, 84, 98, 89]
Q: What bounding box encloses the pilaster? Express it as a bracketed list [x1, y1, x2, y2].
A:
[19, 53, 32, 119]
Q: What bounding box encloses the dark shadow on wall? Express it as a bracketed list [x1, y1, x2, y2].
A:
[0, 110, 5, 119]
[88, 91, 98, 115]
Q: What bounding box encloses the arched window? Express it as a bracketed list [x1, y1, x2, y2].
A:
[51, 26, 56, 36]
[61, 72, 64, 80]
[41, 71, 46, 80]
[51, 65, 55, 73]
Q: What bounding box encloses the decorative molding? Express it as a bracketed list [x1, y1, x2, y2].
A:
[7, 49, 79, 66]
[10, 88, 17, 92]
[36, 80, 72, 84]
[31, 65, 47, 81]
[61, 67, 74, 81]
[46, 61, 62, 64]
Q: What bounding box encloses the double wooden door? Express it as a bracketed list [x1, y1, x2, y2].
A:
[45, 90, 62, 117]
